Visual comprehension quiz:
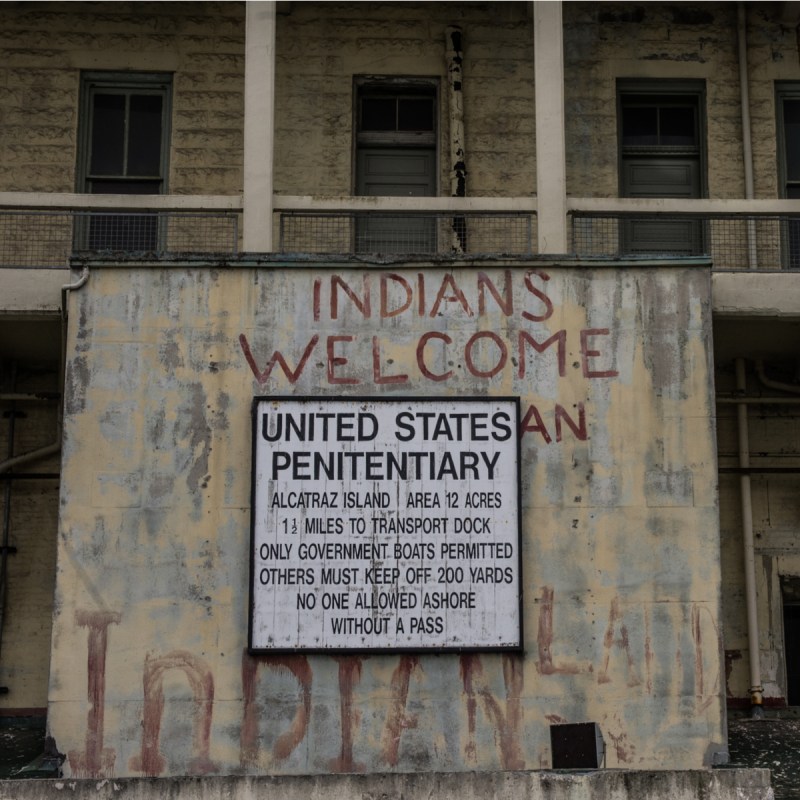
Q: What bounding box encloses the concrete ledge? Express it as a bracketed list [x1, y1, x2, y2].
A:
[0, 769, 772, 800]
[713, 271, 800, 317]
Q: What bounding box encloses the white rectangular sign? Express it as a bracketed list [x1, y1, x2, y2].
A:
[249, 397, 521, 652]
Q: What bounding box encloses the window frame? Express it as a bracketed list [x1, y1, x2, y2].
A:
[76, 71, 173, 196]
[776, 82, 800, 199]
[616, 78, 708, 198]
[775, 83, 800, 268]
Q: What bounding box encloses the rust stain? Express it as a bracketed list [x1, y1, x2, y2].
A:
[329, 656, 365, 773]
[644, 607, 653, 695]
[240, 651, 312, 766]
[545, 714, 567, 724]
[598, 597, 641, 687]
[607, 727, 635, 764]
[460, 653, 525, 769]
[692, 603, 721, 712]
[67, 609, 121, 778]
[692, 604, 704, 699]
[380, 655, 421, 766]
[536, 586, 582, 675]
[129, 650, 216, 777]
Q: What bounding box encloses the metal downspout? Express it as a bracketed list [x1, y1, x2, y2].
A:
[738, 2, 758, 269]
[736, 358, 764, 715]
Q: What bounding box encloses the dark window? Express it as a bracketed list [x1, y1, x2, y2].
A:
[777, 86, 800, 267]
[618, 81, 706, 256]
[354, 80, 437, 254]
[77, 72, 171, 251]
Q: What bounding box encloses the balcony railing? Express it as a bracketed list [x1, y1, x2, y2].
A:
[1, 193, 800, 269]
[0, 210, 239, 269]
[571, 213, 800, 269]
[279, 211, 536, 257]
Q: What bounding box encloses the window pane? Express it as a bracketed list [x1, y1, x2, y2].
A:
[659, 106, 696, 146]
[398, 98, 434, 131]
[89, 93, 125, 175]
[89, 180, 162, 194]
[127, 94, 163, 176]
[784, 101, 800, 181]
[784, 99, 800, 125]
[622, 107, 658, 146]
[361, 98, 396, 131]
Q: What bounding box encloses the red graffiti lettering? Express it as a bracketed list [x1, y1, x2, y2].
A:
[598, 597, 641, 687]
[380, 273, 413, 318]
[430, 273, 474, 317]
[464, 331, 507, 378]
[416, 332, 453, 382]
[380, 656, 421, 766]
[327, 335, 358, 385]
[460, 654, 525, 769]
[536, 587, 587, 675]
[477, 270, 513, 316]
[68, 610, 121, 778]
[129, 651, 216, 776]
[332, 274, 370, 320]
[329, 656, 365, 773]
[239, 333, 319, 384]
[240, 652, 312, 766]
[580, 328, 618, 378]
[518, 329, 567, 378]
[522, 269, 553, 322]
[372, 335, 408, 384]
[554, 403, 587, 442]
[520, 404, 552, 444]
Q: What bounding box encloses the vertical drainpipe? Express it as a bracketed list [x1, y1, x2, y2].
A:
[736, 358, 764, 716]
[738, 2, 758, 269]
[445, 26, 467, 253]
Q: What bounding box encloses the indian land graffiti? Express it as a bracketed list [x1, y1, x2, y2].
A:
[238, 270, 619, 445]
[68, 590, 720, 777]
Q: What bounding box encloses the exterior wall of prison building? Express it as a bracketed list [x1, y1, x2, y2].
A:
[0, 0, 798, 781]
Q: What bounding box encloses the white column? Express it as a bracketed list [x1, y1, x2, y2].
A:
[243, 1, 276, 252]
[533, 1, 568, 254]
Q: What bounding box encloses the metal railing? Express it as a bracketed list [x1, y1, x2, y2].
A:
[4, 195, 800, 269]
[0, 210, 239, 268]
[570, 212, 800, 270]
[278, 211, 536, 257]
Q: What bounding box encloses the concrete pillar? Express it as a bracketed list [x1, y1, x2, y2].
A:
[533, 1, 568, 254]
[243, 1, 276, 252]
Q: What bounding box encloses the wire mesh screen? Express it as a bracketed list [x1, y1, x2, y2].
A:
[0, 211, 239, 268]
[571, 214, 800, 270]
[279, 212, 536, 256]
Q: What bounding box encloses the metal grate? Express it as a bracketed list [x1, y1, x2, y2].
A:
[571, 213, 800, 270]
[279, 212, 536, 256]
[0, 211, 239, 268]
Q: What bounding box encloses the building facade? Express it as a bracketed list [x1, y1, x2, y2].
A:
[0, 0, 798, 785]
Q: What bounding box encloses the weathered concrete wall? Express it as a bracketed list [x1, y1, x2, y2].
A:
[46, 260, 723, 777]
[0, 2, 244, 194]
[0, 769, 774, 800]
